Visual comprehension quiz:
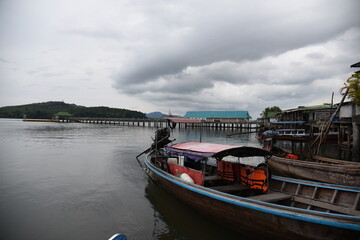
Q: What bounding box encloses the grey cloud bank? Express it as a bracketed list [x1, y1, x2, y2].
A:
[0, 0, 359, 117]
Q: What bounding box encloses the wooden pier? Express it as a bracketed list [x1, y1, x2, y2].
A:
[59, 117, 260, 130]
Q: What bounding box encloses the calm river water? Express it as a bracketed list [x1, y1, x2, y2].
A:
[0, 119, 263, 240]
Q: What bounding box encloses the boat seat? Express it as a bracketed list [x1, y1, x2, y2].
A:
[204, 175, 221, 181]
[209, 183, 248, 193]
[248, 191, 293, 203]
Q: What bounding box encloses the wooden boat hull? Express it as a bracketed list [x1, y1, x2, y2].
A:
[267, 156, 360, 186]
[144, 158, 360, 240]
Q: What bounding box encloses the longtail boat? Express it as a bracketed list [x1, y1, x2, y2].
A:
[137, 127, 360, 240]
[266, 154, 360, 187]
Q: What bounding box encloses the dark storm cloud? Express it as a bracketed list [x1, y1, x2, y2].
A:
[113, 0, 360, 98]
[128, 24, 358, 116]
[1, 0, 359, 116]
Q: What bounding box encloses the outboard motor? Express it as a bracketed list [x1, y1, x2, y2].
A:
[150, 127, 172, 151]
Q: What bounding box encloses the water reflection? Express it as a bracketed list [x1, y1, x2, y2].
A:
[0, 119, 265, 240]
[145, 181, 254, 240]
[172, 128, 258, 146]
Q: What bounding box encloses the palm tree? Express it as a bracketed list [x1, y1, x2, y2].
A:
[340, 72, 360, 105]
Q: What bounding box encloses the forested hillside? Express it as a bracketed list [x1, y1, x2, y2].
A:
[0, 101, 147, 119]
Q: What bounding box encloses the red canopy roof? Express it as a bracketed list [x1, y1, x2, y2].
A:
[167, 142, 272, 159]
[166, 118, 202, 123]
[170, 142, 238, 154]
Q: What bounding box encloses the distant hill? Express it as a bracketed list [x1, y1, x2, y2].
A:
[146, 112, 164, 118]
[146, 112, 183, 118]
[0, 101, 147, 119]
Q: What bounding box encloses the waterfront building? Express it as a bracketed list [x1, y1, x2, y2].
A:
[183, 111, 251, 123]
[280, 105, 335, 123]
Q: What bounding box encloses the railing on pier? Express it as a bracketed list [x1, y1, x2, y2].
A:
[59, 117, 261, 130]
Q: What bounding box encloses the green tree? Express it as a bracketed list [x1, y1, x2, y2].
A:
[340, 72, 360, 105]
[261, 106, 282, 118]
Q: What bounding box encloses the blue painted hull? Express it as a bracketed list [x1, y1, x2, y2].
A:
[144, 157, 360, 240]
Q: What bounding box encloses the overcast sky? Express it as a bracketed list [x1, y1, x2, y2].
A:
[0, 0, 359, 118]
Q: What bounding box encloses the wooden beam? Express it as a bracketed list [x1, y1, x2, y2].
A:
[313, 156, 360, 165]
[293, 196, 360, 216]
[353, 192, 360, 210]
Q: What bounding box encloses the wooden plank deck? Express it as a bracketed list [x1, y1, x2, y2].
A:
[60, 117, 261, 129]
[248, 191, 293, 203]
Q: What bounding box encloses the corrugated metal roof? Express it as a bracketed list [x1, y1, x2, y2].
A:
[166, 118, 202, 123]
[183, 111, 251, 119]
[266, 111, 281, 118]
[284, 105, 334, 113]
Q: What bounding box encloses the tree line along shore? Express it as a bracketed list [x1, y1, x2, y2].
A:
[0, 101, 146, 119]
